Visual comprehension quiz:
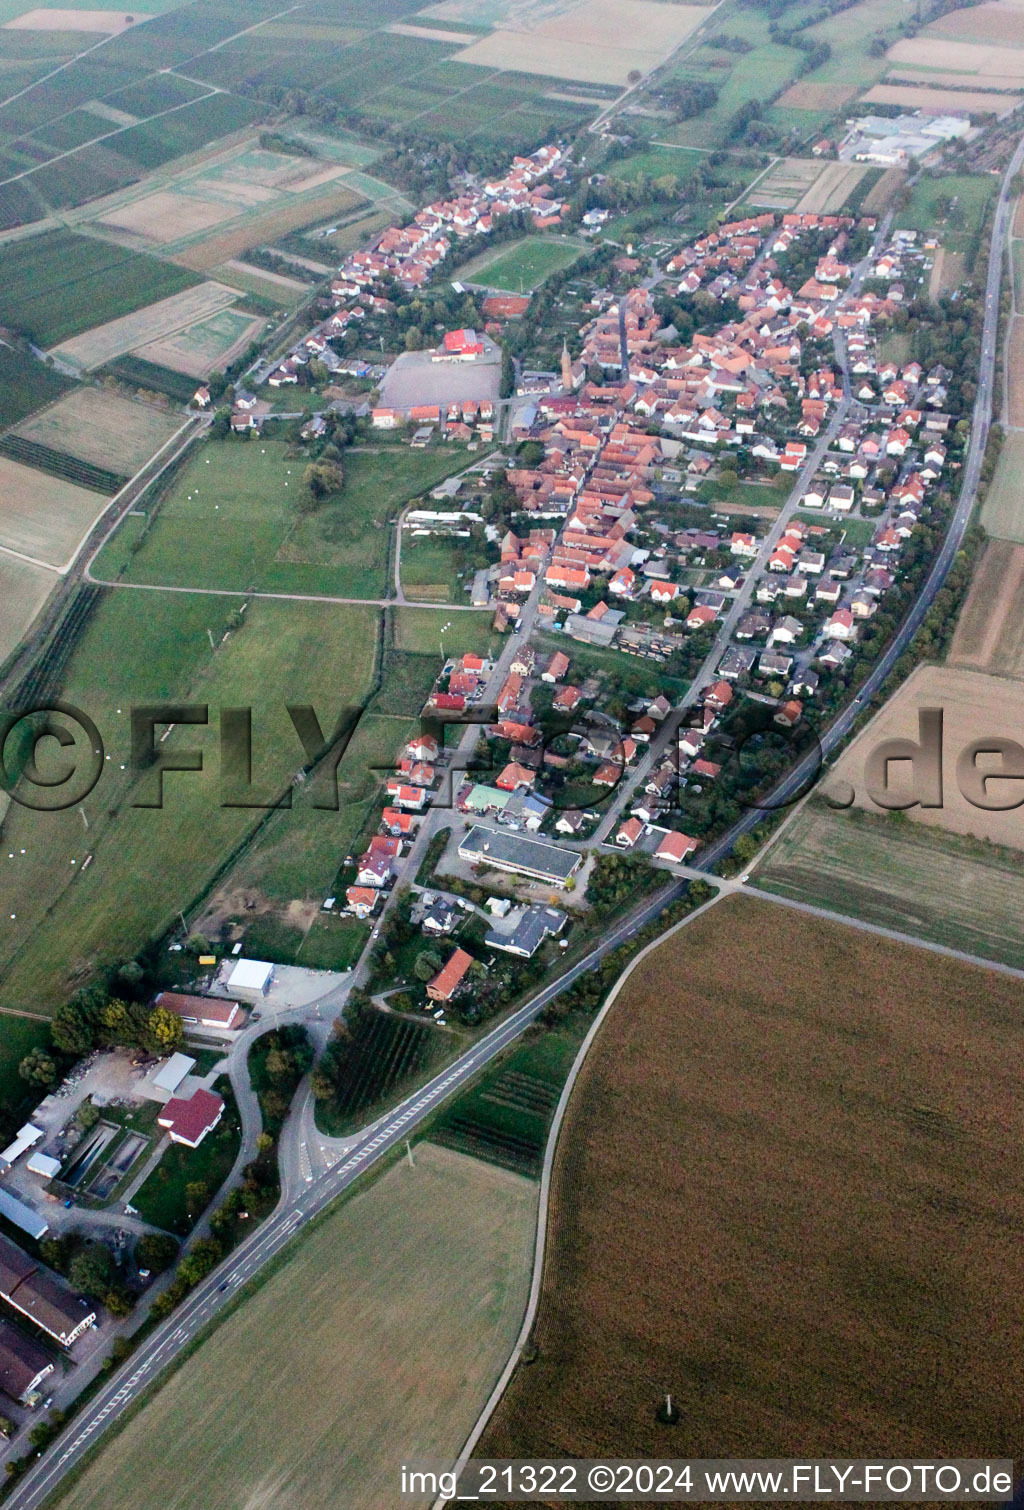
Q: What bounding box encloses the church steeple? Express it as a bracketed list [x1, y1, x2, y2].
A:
[561, 339, 573, 391]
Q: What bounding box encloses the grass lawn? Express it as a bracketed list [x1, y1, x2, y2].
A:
[0, 1012, 52, 1137]
[606, 145, 704, 184]
[392, 606, 497, 660]
[399, 533, 477, 602]
[895, 174, 996, 256]
[481, 893, 1024, 1462]
[105, 439, 469, 600]
[756, 800, 1024, 969]
[667, 43, 802, 146]
[53, 1143, 537, 1510]
[980, 431, 1024, 542]
[131, 1079, 241, 1235]
[0, 593, 380, 1015]
[462, 235, 584, 293]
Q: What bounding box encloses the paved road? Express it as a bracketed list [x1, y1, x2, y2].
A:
[7, 138, 1021, 1510]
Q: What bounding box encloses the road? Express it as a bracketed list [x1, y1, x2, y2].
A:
[6, 137, 1021, 1510]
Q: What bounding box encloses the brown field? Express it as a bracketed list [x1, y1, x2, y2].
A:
[888, 65, 1024, 90]
[0, 456, 107, 568]
[3, 7, 148, 27]
[860, 81, 1020, 112]
[748, 157, 822, 210]
[1014, 196, 1024, 236]
[12, 388, 181, 474]
[172, 184, 364, 271]
[454, 0, 705, 85]
[0, 555, 56, 666]
[51, 281, 240, 370]
[135, 309, 265, 378]
[823, 663, 1024, 846]
[887, 35, 1024, 76]
[797, 160, 866, 213]
[100, 191, 240, 242]
[777, 80, 856, 109]
[979, 429, 1024, 541]
[53, 1143, 537, 1510]
[949, 538, 1024, 676]
[925, 0, 1024, 46]
[481, 893, 1024, 1462]
[861, 164, 905, 215]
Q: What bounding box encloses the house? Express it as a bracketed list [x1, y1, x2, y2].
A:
[655, 831, 700, 863]
[496, 761, 536, 792]
[154, 993, 242, 1031]
[825, 608, 857, 640]
[356, 851, 395, 888]
[484, 904, 567, 958]
[421, 895, 460, 934]
[687, 604, 717, 631]
[345, 886, 380, 919]
[542, 651, 570, 682]
[0, 1320, 53, 1405]
[553, 684, 583, 712]
[427, 947, 474, 1002]
[157, 1088, 224, 1149]
[615, 817, 644, 848]
[774, 699, 803, 728]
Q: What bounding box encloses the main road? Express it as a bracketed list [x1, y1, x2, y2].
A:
[6, 137, 1021, 1510]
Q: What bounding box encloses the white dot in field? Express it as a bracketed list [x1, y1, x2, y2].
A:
[10, 915, 14, 920]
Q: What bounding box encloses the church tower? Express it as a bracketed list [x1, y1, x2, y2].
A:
[561, 339, 573, 391]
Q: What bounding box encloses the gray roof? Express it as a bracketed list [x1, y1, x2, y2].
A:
[459, 825, 581, 883]
[485, 905, 568, 957]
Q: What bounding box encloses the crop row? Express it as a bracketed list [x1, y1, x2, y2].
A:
[0, 435, 125, 494]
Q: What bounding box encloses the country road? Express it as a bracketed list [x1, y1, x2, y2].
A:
[5, 128, 1021, 1510]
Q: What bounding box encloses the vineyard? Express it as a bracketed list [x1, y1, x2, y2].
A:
[11, 584, 103, 710]
[0, 435, 126, 495]
[319, 1009, 449, 1132]
[433, 1035, 570, 1177]
[101, 356, 198, 405]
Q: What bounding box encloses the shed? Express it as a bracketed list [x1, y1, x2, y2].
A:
[152, 1052, 196, 1096]
[226, 958, 274, 999]
[26, 1152, 61, 1180]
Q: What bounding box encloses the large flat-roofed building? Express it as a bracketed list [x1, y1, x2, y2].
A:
[0, 1235, 95, 1348]
[0, 1320, 53, 1405]
[0, 1189, 48, 1241]
[458, 825, 582, 888]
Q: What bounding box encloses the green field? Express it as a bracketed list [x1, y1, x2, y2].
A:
[0, 230, 202, 348]
[132, 1081, 241, 1235]
[52, 1142, 536, 1510]
[392, 605, 497, 659]
[0, 590, 381, 1015]
[463, 236, 585, 293]
[606, 145, 704, 185]
[97, 440, 469, 599]
[0, 342, 72, 428]
[0, 1012, 52, 1142]
[895, 174, 996, 257]
[400, 533, 476, 602]
[979, 432, 1024, 542]
[756, 801, 1024, 969]
[666, 37, 803, 147]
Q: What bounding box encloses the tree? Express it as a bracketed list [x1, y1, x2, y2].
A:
[627, 68, 642, 84]
[19, 1048, 57, 1087]
[135, 1233, 179, 1274]
[185, 1180, 210, 1215]
[404, 326, 423, 351]
[177, 1237, 222, 1288]
[104, 1287, 133, 1318]
[301, 459, 345, 508]
[145, 1006, 183, 1055]
[413, 949, 443, 982]
[68, 1245, 114, 1297]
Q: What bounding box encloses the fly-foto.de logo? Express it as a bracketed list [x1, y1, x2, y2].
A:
[825, 708, 1024, 813]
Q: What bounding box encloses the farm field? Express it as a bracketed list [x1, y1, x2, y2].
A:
[134, 307, 265, 378]
[0, 453, 106, 566]
[949, 537, 1024, 676]
[315, 1007, 454, 1135]
[757, 802, 1024, 969]
[52, 1142, 537, 1510]
[0, 553, 57, 664]
[392, 604, 495, 657]
[1006, 319, 1024, 426]
[11, 387, 182, 475]
[0, 340, 72, 428]
[480, 893, 1024, 1461]
[100, 440, 470, 599]
[797, 160, 867, 213]
[0, 591, 380, 1015]
[450, 0, 706, 86]
[979, 429, 1024, 538]
[887, 35, 1024, 76]
[400, 533, 464, 601]
[860, 82, 1021, 114]
[605, 144, 703, 184]
[920, 0, 1024, 44]
[0, 229, 202, 348]
[461, 235, 584, 292]
[51, 280, 241, 371]
[821, 663, 1024, 849]
[666, 42, 803, 147]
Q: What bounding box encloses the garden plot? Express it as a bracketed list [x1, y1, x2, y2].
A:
[778, 80, 857, 109]
[0, 454, 106, 567]
[12, 388, 181, 475]
[747, 157, 822, 210]
[51, 280, 240, 370]
[135, 307, 265, 378]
